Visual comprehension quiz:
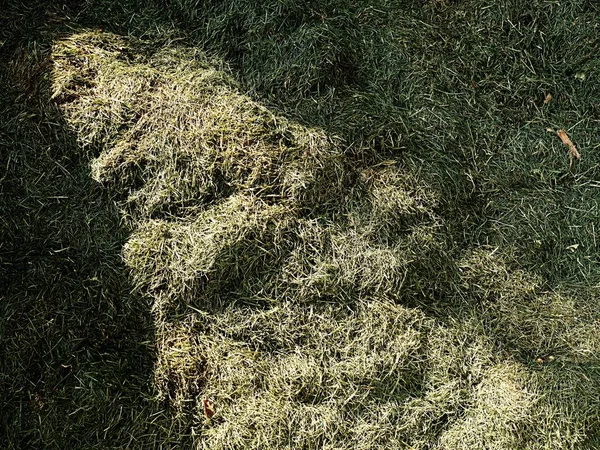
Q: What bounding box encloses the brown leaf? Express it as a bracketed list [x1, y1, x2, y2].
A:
[543, 93, 552, 104]
[557, 129, 581, 165]
[203, 398, 215, 419]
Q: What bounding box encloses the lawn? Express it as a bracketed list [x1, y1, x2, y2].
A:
[1, 0, 599, 448]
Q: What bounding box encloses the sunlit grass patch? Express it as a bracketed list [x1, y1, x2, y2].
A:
[3, 0, 600, 446]
[43, 25, 600, 448]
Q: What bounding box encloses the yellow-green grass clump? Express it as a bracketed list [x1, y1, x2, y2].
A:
[52, 32, 349, 224]
[42, 29, 600, 449]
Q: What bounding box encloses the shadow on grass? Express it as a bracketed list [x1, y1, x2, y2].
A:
[0, 5, 181, 448]
[2, 0, 600, 448]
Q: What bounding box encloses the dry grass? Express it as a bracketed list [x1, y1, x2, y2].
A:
[2, 0, 600, 448]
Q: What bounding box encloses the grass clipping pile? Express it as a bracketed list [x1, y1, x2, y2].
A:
[51, 32, 600, 449]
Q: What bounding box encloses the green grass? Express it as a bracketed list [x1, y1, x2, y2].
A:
[1, 0, 600, 448]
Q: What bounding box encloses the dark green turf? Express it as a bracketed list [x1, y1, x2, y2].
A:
[1, 0, 599, 448]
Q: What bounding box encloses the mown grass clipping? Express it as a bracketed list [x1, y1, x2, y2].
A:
[2, 0, 600, 448]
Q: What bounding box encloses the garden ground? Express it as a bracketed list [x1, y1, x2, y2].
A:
[1, 0, 599, 448]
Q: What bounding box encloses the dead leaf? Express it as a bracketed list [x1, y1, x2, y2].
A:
[543, 93, 552, 104]
[557, 129, 581, 166]
[203, 398, 215, 419]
